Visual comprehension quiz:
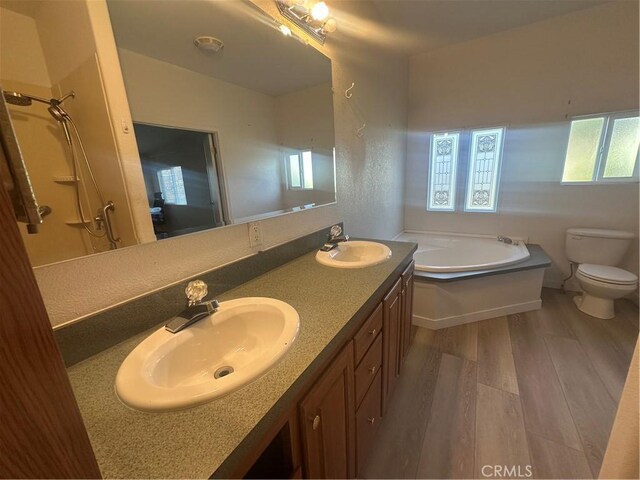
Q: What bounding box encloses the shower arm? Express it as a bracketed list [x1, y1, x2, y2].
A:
[25, 94, 53, 105]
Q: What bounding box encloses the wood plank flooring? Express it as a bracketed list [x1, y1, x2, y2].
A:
[477, 318, 519, 394]
[361, 288, 638, 479]
[415, 353, 477, 479]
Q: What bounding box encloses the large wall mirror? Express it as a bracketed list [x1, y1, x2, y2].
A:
[0, 0, 335, 266]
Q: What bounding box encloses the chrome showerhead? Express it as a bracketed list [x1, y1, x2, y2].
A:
[3, 90, 75, 112]
[4, 89, 75, 144]
[3, 91, 33, 106]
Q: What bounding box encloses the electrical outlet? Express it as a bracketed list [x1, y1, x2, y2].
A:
[248, 222, 262, 248]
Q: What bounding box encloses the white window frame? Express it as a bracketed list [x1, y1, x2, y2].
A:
[427, 131, 461, 212]
[287, 149, 314, 190]
[464, 127, 505, 213]
[561, 111, 640, 185]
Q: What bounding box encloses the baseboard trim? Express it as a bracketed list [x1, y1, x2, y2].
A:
[412, 299, 542, 330]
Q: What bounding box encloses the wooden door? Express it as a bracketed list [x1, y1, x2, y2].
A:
[400, 262, 415, 361]
[299, 343, 356, 479]
[382, 277, 402, 415]
[0, 178, 100, 476]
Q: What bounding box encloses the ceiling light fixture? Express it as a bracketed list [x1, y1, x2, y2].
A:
[310, 1, 329, 21]
[275, 0, 337, 44]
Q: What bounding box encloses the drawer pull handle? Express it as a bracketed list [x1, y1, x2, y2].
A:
[311, 415, 321, 430]
[367, 417, 376, 424]
[369, 328, 377, 336]
[368, 366, 376, 374]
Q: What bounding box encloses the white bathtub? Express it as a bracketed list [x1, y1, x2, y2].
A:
[396, 231, 530, 272]
[396, 231, 544, 329]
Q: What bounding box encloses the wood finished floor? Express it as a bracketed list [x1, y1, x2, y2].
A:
[361, 288, 639, 480]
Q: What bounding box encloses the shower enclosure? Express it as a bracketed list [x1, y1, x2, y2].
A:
[2, 89, 119, 250]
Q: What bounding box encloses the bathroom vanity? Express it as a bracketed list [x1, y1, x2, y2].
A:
[64, 236, 417, 478]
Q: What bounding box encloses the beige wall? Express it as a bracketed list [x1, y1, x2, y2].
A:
[0, 7, 93, 264]
[276, 82, 336, 209]
[405, 1, 639, 287]
[34, 0, 409, 327]
[57, 54, 140, 250]
[1, 3, 149, 264]
[0, 7, 50, 87]
[118, 48, 284, 220]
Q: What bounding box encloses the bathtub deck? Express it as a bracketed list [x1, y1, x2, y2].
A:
[414, 244, 551, 282]
[360, 288, 639, 479]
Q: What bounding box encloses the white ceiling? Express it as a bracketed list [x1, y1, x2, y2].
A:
[106, 0, 332, 97]
[4, 0, 611, 93]
[366, 0, 609, 55]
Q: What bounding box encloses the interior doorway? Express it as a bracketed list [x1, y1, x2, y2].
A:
[133, 123, 229, 239]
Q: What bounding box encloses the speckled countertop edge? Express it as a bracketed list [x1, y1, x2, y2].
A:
[66, 240, 417, 479]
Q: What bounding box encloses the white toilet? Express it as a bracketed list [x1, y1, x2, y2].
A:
[565, 228, 638, 319]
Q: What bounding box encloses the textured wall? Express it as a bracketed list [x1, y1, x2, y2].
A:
[405, 1, 639, 287]
[35, 0, 408, 327]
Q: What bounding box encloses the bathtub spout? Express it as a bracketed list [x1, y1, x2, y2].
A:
[498, 235, 518, 245]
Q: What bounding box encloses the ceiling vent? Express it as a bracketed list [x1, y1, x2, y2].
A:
[194, 36, 224, 53]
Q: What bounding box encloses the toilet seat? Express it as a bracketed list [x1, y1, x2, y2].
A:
[577, 264, 638, 286]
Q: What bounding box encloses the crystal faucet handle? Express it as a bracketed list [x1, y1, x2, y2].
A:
[330, 224, 342, 237]
[185, 280, 208, 306]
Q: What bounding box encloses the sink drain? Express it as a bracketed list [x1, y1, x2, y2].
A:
[214, 366, 234, 379]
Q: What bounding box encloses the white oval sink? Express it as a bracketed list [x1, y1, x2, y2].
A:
[315, 240, 392, 269]
[115, 297, 299, 412]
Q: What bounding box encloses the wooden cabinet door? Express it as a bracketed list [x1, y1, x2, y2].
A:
[299, 343, 356, 479]
[382, 277, 402, 415]
[0, 165, 100, 477]
[400, 262, 415, 362]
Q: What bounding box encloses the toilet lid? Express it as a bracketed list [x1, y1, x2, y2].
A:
[578, 264, 638, 285]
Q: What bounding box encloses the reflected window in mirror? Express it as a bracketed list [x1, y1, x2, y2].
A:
[288, 150, 314, 190]
[157, 167, 187, 206]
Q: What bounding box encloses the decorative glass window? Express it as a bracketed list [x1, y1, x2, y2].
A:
[464, 128, 505, 212]
[157, 166, 187, 205]
[562, 112, 639, 183]
[288, 150, 314, 189]
[427, 132, 460, 211]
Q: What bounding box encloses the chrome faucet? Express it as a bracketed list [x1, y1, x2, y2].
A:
[320, 224, 350, 251]
[165, 280, 219, 333]
[497, 235, 517, 245]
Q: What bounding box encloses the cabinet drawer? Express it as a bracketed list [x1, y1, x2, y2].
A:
[353, 303, 383, 366]
[356, 369, 383, 475]
[354, 333, 382, 408]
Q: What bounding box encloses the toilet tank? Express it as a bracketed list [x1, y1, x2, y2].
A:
[565, 228, 634, 265]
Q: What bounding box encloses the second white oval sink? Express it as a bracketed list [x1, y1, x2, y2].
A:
[115, 297, 299, 412]
[316, 240, 392, 269]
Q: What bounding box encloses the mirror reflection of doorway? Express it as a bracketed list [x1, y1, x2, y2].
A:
[133, 123, 229, 239]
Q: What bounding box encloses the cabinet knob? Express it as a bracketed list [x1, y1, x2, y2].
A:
[368, 366, 376, 374]
[311, 415, 321, 430]
[369, 328, 377, 336]
[367, 417, 376, 424]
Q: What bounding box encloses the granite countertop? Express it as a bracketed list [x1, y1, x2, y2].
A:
[67, 240, 416, 479]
